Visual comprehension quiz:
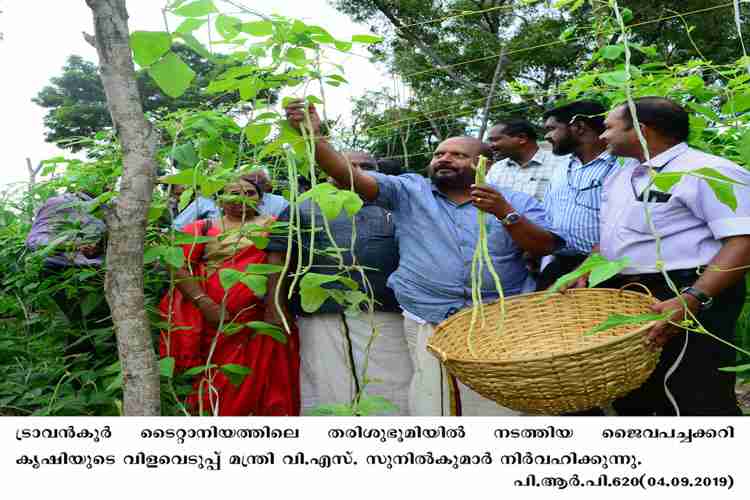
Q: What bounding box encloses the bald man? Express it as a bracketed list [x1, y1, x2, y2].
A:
[284, 102, 563, 415]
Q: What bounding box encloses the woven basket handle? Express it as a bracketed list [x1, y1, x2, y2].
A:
[618, 282, 653, 297]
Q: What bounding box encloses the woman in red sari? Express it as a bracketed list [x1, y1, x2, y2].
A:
[159, 177, 299, 416]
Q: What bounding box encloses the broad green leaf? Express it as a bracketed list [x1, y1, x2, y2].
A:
[240, 274, 267, 296]
[286, 47, 306, 65]
[173, 0, 217, 17]
[148, 205, 165, 222]
[309, 26, 336, 44]
[179, 187, 193, 210]
[130, 31, 172, 67]
[278, 120, 307, 156]
[175, 32, 212, 59]
[160, 357, 176, 378]
[172, 233, 214, 245]
[340, 191, 363, 216]
[356, 393, 398, 415]
[147, 52, 196, 98]
[199, 178, 226, 197]
[305, 95, 324, 105]
[164, 247, 185, 268]
[244, 263, 283, 274]
[691, 167, 747, 211]
[250, 235, 270, 250]
[326, 74, 348, 84]
[351, 34, 383, 44]
[338, 276, 359, 290]
[721, 92, 750, 114]
[215, 14, 241, 40]
[220, 363, 252, 387]
[738, 129, 750, 168]
[300, 286, 329, 313]
[175, 18, 206, 34]
[300, 272, 339, 290]
[600, 70, 629, 87]
[652, 172, 685, 192]
[245, 123, 271, 144]
[588, 259, 630, 288]
[245, 320, 283, 333]
[318, 194, 344, 219]
[183, 363, 217, 376]
[173, 143, 199, 168]
[219, 268, 243, 290]
[250, 327, 288, 344]
[585, 312, 672, 336]
[241, 20, 273, 37]
[238, 79, 260, 101]
[544, 253, 630, 297]
[307, 403, 356, 416]
[621, 8, 634, 23]
[718, 363, 750, 373]
[600, 45, 624, 61]
[81, 293, 104, 317]
[144, 246, 164, 264]
[333, 40, 353, 52]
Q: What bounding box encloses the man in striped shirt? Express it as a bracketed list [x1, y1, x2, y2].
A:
[485, 119, 567, 201]
[536, 100, 617, 290]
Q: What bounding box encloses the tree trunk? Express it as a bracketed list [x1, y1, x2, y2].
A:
[478, 45, 507, 140]
[85, 0, 160, 415]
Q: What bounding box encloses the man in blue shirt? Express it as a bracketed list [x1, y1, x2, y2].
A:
[285, 101, 562, 416]
[537, 100, 617, 290]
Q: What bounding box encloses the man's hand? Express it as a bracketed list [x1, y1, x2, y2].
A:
[644, 294, 701, 351]
[470, 184, 513, 218]
[284, 100, 322, 138]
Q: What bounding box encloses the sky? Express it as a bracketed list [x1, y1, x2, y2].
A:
[0, 0, 391, 188]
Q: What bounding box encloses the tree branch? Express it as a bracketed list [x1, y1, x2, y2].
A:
[371, 0, 485, 92]
[478, 45, 507, 140]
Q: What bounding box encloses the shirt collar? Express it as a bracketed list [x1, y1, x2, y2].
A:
[643, 142, 688, 170]
[569, 150, 613, 170]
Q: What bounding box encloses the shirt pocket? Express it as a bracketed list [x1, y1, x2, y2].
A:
[622, 198, 681, 234]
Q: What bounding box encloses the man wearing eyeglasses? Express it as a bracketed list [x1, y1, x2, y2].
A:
[485, 119, 567, 201]
[537, 100, 617, 290]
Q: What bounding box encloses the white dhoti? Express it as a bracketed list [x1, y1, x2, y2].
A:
[297, 311, 412, 415]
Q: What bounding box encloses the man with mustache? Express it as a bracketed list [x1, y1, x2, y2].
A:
[284, 101, 562, 416]
[537, 99, 617, 290]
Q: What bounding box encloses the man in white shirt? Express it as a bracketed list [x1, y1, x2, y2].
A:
[486, 119, 567, 201]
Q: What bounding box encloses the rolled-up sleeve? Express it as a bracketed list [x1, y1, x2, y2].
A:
[693, 163, 750, 239]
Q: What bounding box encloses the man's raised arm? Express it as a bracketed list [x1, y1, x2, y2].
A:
[285, 101, 379, 201]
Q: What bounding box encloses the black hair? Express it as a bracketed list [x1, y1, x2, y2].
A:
[235, 176, 264, 199]
[493, 119, 538, 141]
[619, 97, 690, 143]
[376, 158, 404, 176]
[543, 100, 608, 134]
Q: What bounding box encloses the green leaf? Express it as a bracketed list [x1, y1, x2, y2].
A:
[175, 32, 212, 59]
[173, 0, 217, 17]
[286, 47, 306, 65]
[172, 143, 199, 168]
[599, 45, 624, 61]
[307, 403, 356, 416]
[300, 272, 339, 290]
[652, 172, 686, 192]
[249, 325, 288, 344]
[588, 260, 629, 288]
[718, 363, 750, 373]
[687, 102, 721, 122]
[317, 194, 344, 219]
[160, 357, 176, 378]
[351, 34, 383, 44]
[215, 14, 241, 40]
[305, 95, 324, 105]
[691, 167, 747, 211]
[147, 52, 196, 98]
[179, 188, 193, 210]
[721, 92, 750, 114]
[240, 20, 273, 37]
[130, 31, 172, 67]
[338, 276, 359, 290]
[144, 246, 164, 264]
[164, 247, 185, 268]
[300, 286, 330, 313]
[238, 79, 260, 101]
[172, 233, 214, 245]
[585, 312, 671, 336]
[220, 363, 252, 387]
[240, 274, 267, 296]
[356, 392, 398, 415]
[245, 123, 271, 144]
[148, 205, 165, 222]
[81, 293, 104, 317]
[621, 8, 634, 23]
[183, 364, 217, 377]
[199, 178, 226, 197]
[219, 269, 243, 290]
[738, 129, 750, 167]
[340, 191, 363, 217]
[600, 70, 629, 87]
[175, 18, 207, 34]
[244, 263, 283, 274]
[245, 320, 283, 332]
[333, 40, 353, 52]
[544, 253, 630, 297]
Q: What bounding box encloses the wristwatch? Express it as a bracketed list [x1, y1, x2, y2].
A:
[498, 211, 521, 226]
[679, 286, 713, 311]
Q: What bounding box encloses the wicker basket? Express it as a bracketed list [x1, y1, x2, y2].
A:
[426, 287, 662, 415]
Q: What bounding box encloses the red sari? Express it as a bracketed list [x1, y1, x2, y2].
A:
[159, 219, 300, 416]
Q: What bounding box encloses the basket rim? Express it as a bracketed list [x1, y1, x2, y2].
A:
[429, 287, 660, 366]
